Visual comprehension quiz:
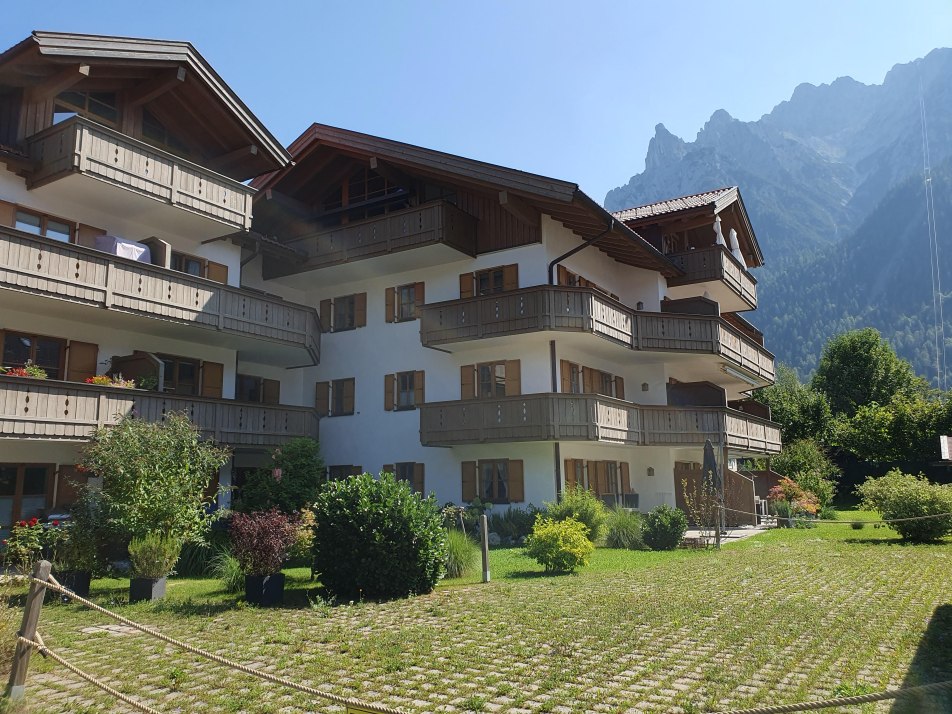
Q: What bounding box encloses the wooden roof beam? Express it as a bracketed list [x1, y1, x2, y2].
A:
[207, 143, 259, 172]
[498, 191, 540, 227]
[126, 66, 186, 107]
[261, 188, 317, 220]
[369, 156, 415, 190]
[26, 63, 89, 101]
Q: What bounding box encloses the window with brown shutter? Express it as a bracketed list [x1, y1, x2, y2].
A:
[504, 359, 521, 396]
[385, 371, 425, 410]
[321, 293, 367, 332]
[459, 272, 475, 299]
[414, 370, 425, 405]
[385, 287, 396, 323]
[393, 462, 425, 494]
[560, 360, 582, 394]
[262, 378, 281, 405]
[2, 331, 66, 379]
[200, 361, 224, 399]
[475, 458, 523, 504]
[65, 341, 98, 383]
[461, 461, 477, 502]
[206, 261, 229, 285]
[620, 462, 631, 495]
[315, 381, 330, 416]
[384, 373, 395, 410]
[354, 292, 367, 327]
[333, 378, 355, 415]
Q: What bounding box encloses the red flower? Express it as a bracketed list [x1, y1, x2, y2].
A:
[52, 520, 60, 527]
[17, 520, 26, 528]
[28, 517, 38, 526]
[1, 539, 7, 545]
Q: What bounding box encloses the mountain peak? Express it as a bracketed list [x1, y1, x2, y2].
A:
[644, 123, 686, 171]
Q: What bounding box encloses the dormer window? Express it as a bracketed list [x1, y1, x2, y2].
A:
[53, 91, 118, 127]
[142, 109, 191, 158]
[319, 168, 409, 227]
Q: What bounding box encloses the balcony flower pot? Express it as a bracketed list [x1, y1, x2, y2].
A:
[244, 573, 286, 607]
[58, 570, 92, 598]
[129, 576, 167, 603]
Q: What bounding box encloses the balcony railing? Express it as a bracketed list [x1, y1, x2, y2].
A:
[420, 393, 781, 453]
[277, 201, 476, 272]
[666, 245, 758, 308]
[0, 226, 321, 365]
[0, 376, 318, 447]
[25, 117, 254, 231]
[419, 286, 774, 383]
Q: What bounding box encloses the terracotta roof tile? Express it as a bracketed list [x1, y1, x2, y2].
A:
[611, 187, 736, 222]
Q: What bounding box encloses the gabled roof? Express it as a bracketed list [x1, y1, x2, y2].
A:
[254, 123, 681, 277]
[0, 31, 290, 179]
[611, 187, 738, 222]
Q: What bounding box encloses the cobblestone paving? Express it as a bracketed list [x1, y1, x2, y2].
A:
[23, 532, 952, 713]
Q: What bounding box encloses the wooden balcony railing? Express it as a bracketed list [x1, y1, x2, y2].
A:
[420, 393, 781, 453]
[279, 201, 476, 272]
[0, 376, 318, 447]
[25, 117, 254, 230]
[666, 245, 758, 308]
[0, 227, 321, 365]
[419, 286, 774, 383]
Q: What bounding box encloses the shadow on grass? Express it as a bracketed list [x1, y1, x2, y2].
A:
[507, 570, 573, 579]
[842, 537, 907, 545]
[891, 603, 952, 713]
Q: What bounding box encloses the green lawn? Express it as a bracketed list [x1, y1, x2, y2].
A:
[7, 513, 952, 713]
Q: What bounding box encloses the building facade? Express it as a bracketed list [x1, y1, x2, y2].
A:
[0, 31, 780, 532]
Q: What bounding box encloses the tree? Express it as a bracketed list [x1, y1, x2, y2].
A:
[835, 393, 949, 462]
[754, 364, 833, 442]
[80, 412, 230, 544]
[811, 328, 927, 417]
[771, 438, 839, 507]
[233, 437, 324, 514]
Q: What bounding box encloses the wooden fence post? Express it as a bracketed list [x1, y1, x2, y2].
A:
[480, 514, 490, 583]
[5, 559, 52, 700]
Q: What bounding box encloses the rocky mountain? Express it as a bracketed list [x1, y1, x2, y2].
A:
[605, 49, 952, 383]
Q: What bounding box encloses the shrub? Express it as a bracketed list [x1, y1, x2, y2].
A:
[524, 516, 593, 572]
[3, 517, 44, 571]
[312, 473, 446, 600]
[128, 533, 182, 579]
[545, 488, 607, 543]
[642, 505, 688, 551]
[210, 549, 244, 593]
[857, 470, 952, 542]
[604, 507, 644, 550]
[488, 505, 542, 544]
[851, 521, 865, 530]
[229, 509, 298, 576]
[445, 529, 480, 578]
[288, 508, 316, 566]
[233, 438, 324, 515]
[819, 505, 837, 521]
[62, 490, 104, 574]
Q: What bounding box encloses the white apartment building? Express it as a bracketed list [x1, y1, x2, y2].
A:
[0, 31, 780, 531]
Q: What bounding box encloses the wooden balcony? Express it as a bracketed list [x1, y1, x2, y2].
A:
[0, 227, 321, 366]
[0, 376, 319, 447]
[419, 286, 774, 384]
[420, 393, 781, 454]
[265, 201, 476, 280]
[666, 246, 758, 310]
[25, 117, 254, 231]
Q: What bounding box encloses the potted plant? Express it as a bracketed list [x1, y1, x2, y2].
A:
[128, 532, 181, 603]
[230, 509, 297, 606]
[52, 492, 103, 597]
[0, 361, 48, 379]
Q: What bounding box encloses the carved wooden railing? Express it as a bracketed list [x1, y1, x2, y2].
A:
[666, 245, 758, 308]
[0, 376, 319, 446]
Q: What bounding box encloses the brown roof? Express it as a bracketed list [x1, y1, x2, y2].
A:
[611, 187, 737, 222]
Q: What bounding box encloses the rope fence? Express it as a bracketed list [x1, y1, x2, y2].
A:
[720, 504, 952, 525]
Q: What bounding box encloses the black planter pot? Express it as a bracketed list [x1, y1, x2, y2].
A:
[245, 573, 285, 606]
[58, 570, 92, 598]
[129, 576, 167, 603]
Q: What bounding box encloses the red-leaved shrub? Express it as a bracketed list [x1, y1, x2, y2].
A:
[229, 509, 298, 576]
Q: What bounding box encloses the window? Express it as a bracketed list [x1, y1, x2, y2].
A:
[384, 462, 425, 494]
[461, 459, 524, 505]
[158, 354, 199, 395]
[327, 465, 361, 481]
[555, 266, 619, 301]
[459, 264, 518, 298]
[316, 378, 356, 417]
[14, 209, 72, 243]
[320, 293, 366, 333]
[54, 91, 118, 126]
[0, 464, 51, 537]
[560, 360, 624, 400]
[318, 168, 409, 228]
[2, 332, 65, 379]
[385, 283, 425, 322]
[171, 251, 204, 277]
[397, 372, 415, 408]
[560, 360, 583, 394]
[563, 459, 631, 507]
[461, 360, 520, 400]
[384, 371, 424, 411]
[235, 375, 280, 404]
[478, 362, 507, 399]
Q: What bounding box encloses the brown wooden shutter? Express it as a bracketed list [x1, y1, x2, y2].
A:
[385, 287, 396, 323]
[315, 381, 330, 416]
[502, 264, 519, 292]
[595, 461, 609, 496]
[206, 261, 229, 284]
[384, 373, 395, 411]
[582, 367, 595, 394]
[504, 359, 521, 396]
[200, 361, 224, 399]
[77, 224, 107, 249]
[342, 378, 355, 414]
[615, 376, 625, 400]
[354, 292, 367, 327]
[563, 459, 576, 491]
[65, 341, 98, 383]
[412, 463, 425, 494]
[508, 460, 524, 502]
[560, 360, 572, 393]
[586, 461, 597, 494]
[557, 265, 570, 286]
[0, 200, 15, 227]
[460, 364, 475, 400]
[414, 370, 425, 406]
[459, 272, 474, 299]
[382, 464, 395, 474]
[620, 462, 631, 494]
[320, 299, 332, 332]
[413, 282, 425, 317]
[55, 465, 87, 510]
[262, 379, 281, 405]
[461, 461, 477, 501]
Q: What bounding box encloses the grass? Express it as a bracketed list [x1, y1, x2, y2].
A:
[6, 510, 952, 713]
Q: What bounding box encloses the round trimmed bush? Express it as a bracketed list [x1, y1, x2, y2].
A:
[524, 516, 593, 572]
[857, 469, 952, 542]
[545, 487, 608, 542]
[312, 473, 447, 599]
[642, 504, 688, 551]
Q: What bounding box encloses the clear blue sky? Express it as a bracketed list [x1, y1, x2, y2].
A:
[5, 1, 952, 202]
